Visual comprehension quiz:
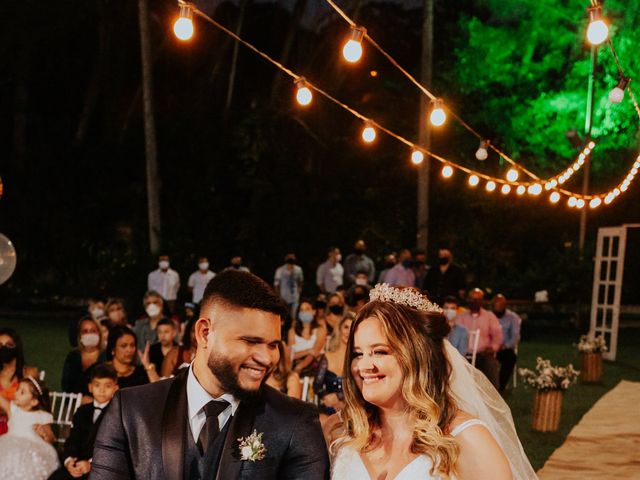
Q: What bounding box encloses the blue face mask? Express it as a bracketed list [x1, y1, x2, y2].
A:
[299, 311, 314, 324]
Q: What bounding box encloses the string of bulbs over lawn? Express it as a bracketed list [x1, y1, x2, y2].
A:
[172, 0, 638, 210]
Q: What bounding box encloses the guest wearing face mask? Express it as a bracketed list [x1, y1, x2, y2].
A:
[424, 247, 467, 305]
[105, 299, 128, 327]
[346, 272, 371, 313]
[67, 299, 107, 348]
[324, 293, 346, 335]
[274, 253, 304, 322]
[316, 247, 344, 294]
[383, 249, 415, 287]
[493, 294, 522, 393]
[225, 255, 250, 272]
[187, 256, 216, 304]
[288, 300, 327, 376]
[147, 255, 180, 313]
[377, 253, 397, 284]
[344, 240, 376, 286]
[133, 291, 167, 352]
[443, 296, 468, 356]
[61, 318, 106, 395]
[456, 288, 503, 390]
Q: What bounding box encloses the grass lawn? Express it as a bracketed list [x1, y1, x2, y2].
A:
[2, 314, 639, 471]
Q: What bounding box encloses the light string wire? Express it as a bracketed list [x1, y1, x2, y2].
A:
[179, 1, 638, 204]
[324, 0, 639, 190]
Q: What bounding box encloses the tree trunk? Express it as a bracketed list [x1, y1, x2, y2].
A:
[225, 0, 252, 113]
[416, 0, 433, 252]
[138, 0, 162, 255]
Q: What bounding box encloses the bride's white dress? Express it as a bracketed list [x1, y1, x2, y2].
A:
[331, 419, 486, 480]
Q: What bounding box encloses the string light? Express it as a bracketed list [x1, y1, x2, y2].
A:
[468, 175, 480, 187]
[527, 184, 542, 195]
[342, 26, 365, 63]
[295, 78, 313, 106]
[411, 150, 424, 165]
[361, 123, 376, 143]
[589, 197, 602, 208]
[516, 185, 526, 195]
[429, 99, 446, 127]
[501, 184, 511, 195]
[442, 165, 454, 178]
[475, 140, 489, 161]
[174, 4, 195, 41]
[550, 192, 561, 203]
[586, 5, 609, 46]
[486, 181, 496, 192]
[506, 168, 519, 182]
[576, 198, 586, 209]
[568, 197, 578, 207]
[609, 77, 631, 104]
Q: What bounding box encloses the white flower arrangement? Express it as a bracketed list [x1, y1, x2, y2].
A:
[577, 334, 608, 353]
[518, 357, 580, 391]
[237, 430, 267, 462]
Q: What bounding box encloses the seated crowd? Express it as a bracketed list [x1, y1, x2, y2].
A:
[0, 241, 522, 479]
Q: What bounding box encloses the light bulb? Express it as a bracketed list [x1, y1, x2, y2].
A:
[528, 184, 542, 195]
[604, 193, 614, 204]
[468, 175, 480, 187]
[411, 150, 424, 165]
[295, 79, 313, 106]
[516, 185, 526, 195]
[589, 198, 602, 209]
[429, 99, 446, 127]
[174, 5, 195, 41]
[362, 124, 376, 143]
[442, 165, 454, 178]
[475, 140, 489, 161]
[586, 7, 609, 45]
[550, 192, 561, 203]
[568, 197, 577, 207]
[576, 198, 586, 209]
[588, 140, 596, 149]
[343, 26, 365, 63]
[486, 181, 496, 192]
[609, 77, 631, 104]
[506, 168, 519, 182]
[501, 184, 511, 195]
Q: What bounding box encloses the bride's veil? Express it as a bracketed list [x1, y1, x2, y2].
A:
[444, 340, 538, 480]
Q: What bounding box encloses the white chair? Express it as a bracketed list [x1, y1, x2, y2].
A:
[466, 329, 481, 367]
[300, 376, 318, 405]
[49, 392, 83, 446]
[512, 344, 519, 388]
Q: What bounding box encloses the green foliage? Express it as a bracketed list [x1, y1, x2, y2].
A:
[452, 0, 640, 176]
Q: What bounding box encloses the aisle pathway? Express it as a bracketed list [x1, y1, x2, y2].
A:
[537, 380, 640, 479]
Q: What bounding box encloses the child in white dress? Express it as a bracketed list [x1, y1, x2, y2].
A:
[0, 376, 59, 479]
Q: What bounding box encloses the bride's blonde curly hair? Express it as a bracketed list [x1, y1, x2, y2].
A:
[333, 299, 460, 477]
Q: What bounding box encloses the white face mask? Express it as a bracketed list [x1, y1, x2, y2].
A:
[146, 303, 162, 318]
[199, 262, 209, 271]
[90, 308, 104, 320]
[80, 333, 100, 348]
[158, 260, 170, 270]
[355, 278, 368, 286]
[444, 308, 457, 322]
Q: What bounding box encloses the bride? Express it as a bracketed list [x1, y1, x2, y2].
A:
[328, 284, 537, 480]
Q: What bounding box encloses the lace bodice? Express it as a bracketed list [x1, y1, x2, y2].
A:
[331, 419, 487, 480]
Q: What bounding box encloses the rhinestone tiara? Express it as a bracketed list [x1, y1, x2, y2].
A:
[369, 283, 443, 314]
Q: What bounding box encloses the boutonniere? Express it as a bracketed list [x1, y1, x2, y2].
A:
[237, 430, 267, 462]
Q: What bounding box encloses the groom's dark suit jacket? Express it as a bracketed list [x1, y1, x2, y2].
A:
[88, 369, 329, 480]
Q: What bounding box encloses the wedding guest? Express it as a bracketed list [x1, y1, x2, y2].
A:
[288, 300, 326, 376]
[187, 257, 216, 304]
[384, 249, 415, 287]
[443, 296, 468, 356]
[104, 325, 159, 389]
[147, 255, 180, 312]
[161, 317, 197, 377]
[149, 319, 177, 373]
[493, 294, 522, 392]
[266, 341, 301, 399]
[324, 293, 346, 335]
[61, 318, 106, 395]
[316, 247, 344, 294]
[424, 247, 467, 305]
[225, 255, 250, 272]
[456, 288, 503, 390]
[413, 249, 428, 290]
[67, 298, 107, 347]
[344, 240, 375, 286]
[133, 291, 166, 352]
[274, 253, 304, 320]
[105, 299, 128, 326]
[377, 253, 397, 284]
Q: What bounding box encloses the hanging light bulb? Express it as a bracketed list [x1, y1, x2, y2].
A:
[475, 140, 489, 161]
[342, 26, 366, 63]
[527, 184, 542, 195]
[174, 4, 195, 41]
[295, 78, 313, 106]
[576, 198, 586, 209]
[609, 77, 631, 104]
[604, 193, 614, 204]
[506, 168, 519, 182]
[586, 6, 609, 46]
[361, 123, 376, 143]
[568, 197, 578, 207]
[501, 184, 511, 195]
[468, 174, 480, 187]
[429, 99, 446, 127]
[549, 192, 561, 204]
[441, 165, 454, 178]
[486, 181, 496, 192]
[516, 185, 526, 195]
[411, 150, 424, 165]
[590, 198, 602, 209]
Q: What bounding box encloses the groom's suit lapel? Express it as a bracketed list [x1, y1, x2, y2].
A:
[161, 369, 189, 479]
[215, 396, 262, 480]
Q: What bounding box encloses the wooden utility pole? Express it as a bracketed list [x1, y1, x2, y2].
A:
[416, 0, 433, 252]
[138, 0, 162, 255]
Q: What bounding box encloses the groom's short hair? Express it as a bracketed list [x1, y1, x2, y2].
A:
[201, 269, 287, 318]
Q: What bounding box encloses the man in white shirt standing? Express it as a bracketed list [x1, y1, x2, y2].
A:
[188, 257, 216, 304]
[274, 253, 304, 320]
[148, 255, 180, 313]
[316, 246, 344, 294]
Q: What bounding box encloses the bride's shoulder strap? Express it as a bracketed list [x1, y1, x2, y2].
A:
[450, 419, 488, 437]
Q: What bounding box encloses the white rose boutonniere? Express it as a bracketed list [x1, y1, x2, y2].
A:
[237, 430, 267, 462]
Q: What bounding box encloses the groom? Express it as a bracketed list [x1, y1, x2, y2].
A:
[90, 270, 329, 479]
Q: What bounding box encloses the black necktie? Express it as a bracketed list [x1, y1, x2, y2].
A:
[197, 400, 230, 455]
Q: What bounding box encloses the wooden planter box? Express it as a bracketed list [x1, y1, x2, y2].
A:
[581, 351, 603, 382]
[532, 390, 563, 432]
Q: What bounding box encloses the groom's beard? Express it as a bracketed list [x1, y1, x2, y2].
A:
[207, 352, 272, 402]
